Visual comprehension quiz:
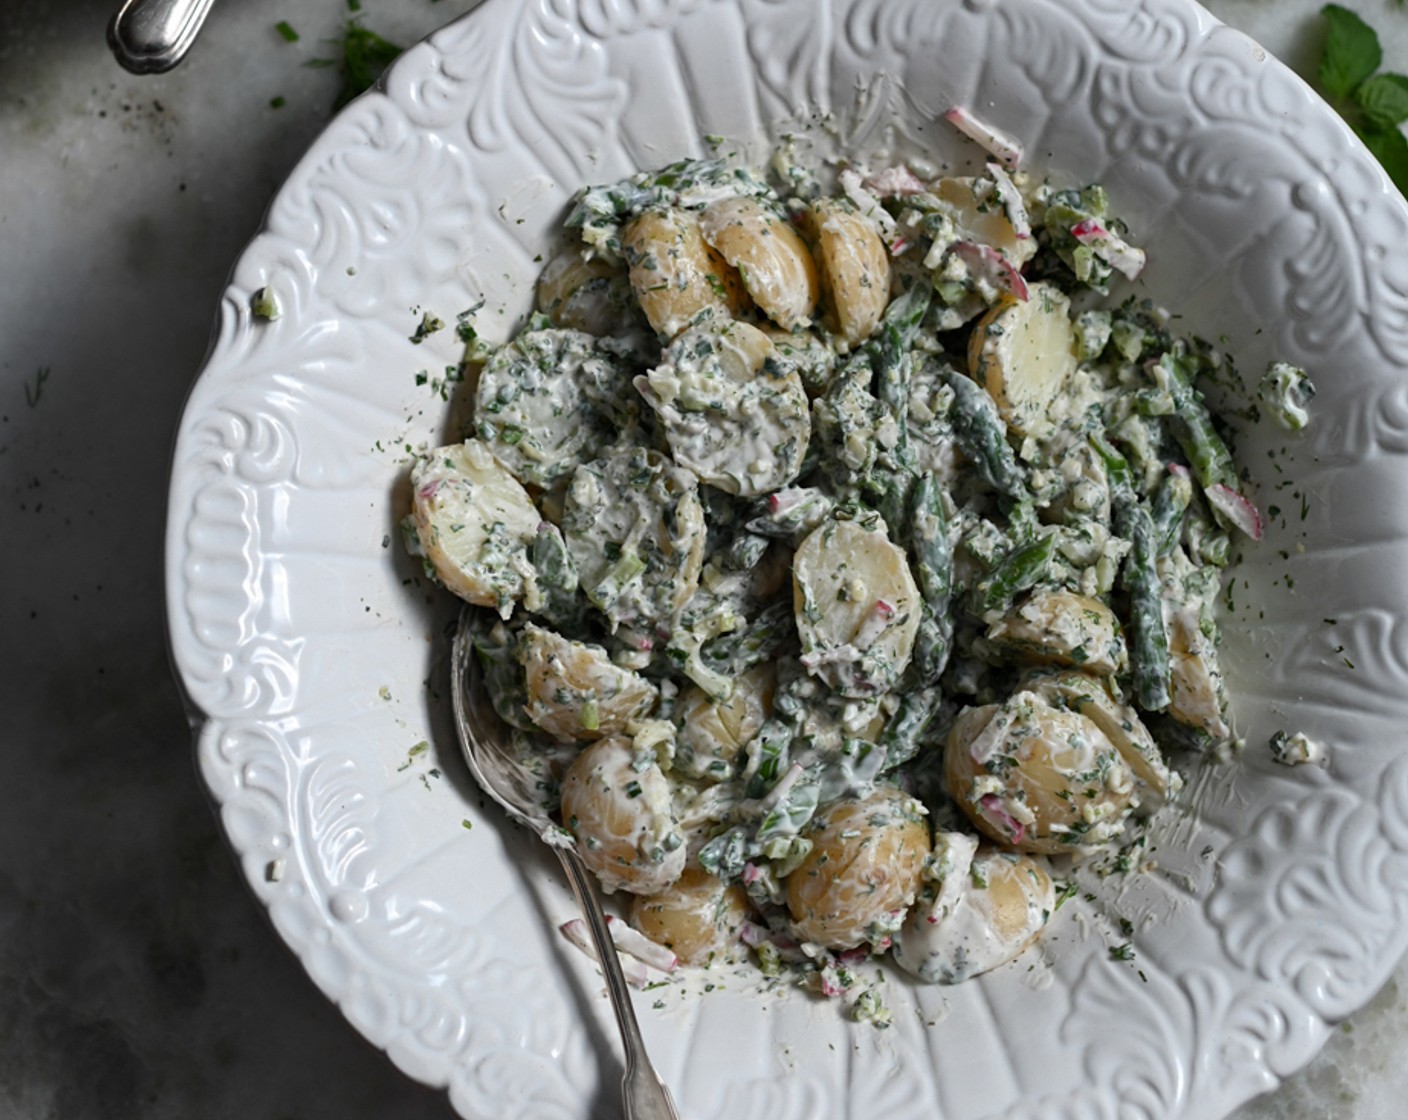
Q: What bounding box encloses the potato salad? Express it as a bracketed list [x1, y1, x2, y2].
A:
[405, 125, 1277, 1006]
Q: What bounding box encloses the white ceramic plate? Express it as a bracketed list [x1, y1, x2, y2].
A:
[166, 1, 1408, 1117]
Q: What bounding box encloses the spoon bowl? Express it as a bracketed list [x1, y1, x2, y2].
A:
[450, 606, 682, 1120]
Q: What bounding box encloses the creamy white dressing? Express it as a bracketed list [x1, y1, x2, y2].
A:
[892, 848, 1053, 985]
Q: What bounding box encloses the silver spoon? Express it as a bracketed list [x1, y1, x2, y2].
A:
[450, 606, 682, 1120]
[108, 0, 217, 74]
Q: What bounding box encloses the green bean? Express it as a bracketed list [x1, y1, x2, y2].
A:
[745, 486, 833, 541]
[1091, 435, 1172, 710]
[699, 599, 795, 677]
[908, 473, 952, 604]
[872, 283, 932, 460]
[977, 532, 1057, 614]
[913, 605, 954, 687]
[865, 465, 915, 543]
[1119, 499, 1171, 712]
[1151, 469, 1194, 556]
[942, 368, 1028, 500]
[469, 617, 538, 732]
[880, 686, 941, 771]
[529, 522, 587, 629]
[722, 531, 772, 572]
[1147, 351, 1237, 490]
[1088, 430, 1133, 499]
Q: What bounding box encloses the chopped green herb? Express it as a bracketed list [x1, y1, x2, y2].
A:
[333, 20, 403, 109]
[270, 95, 287, 109]
[275, 20, 300, 43]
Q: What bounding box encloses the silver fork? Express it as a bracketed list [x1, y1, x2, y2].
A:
[450, 606, 681, 1120]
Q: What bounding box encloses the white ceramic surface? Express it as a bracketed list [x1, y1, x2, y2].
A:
[164, 2, 1408, 1118]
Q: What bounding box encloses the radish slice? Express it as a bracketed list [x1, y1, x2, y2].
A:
[851, 599, 896, 652]
[950, 240, 1030, 302]
[977, 793, 1027, 845]
[838, 168, 896, 235]
[984, 161, 1031, 239]
[604, 915, 679, 973]
[863, 164, 929, 198]
[559, 919, 655, 988]
[1069, 218, 1147, 281]
[944, 106, 1023, 169]
[1205, 483, 1264, 541]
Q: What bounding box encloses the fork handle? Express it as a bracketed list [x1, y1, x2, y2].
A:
[555, 847, 681, 1120]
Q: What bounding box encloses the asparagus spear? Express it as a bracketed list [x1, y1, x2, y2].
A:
[942, 367, 1028, 501]
[881, 685, 941, 771]
[908, 472, 955, 684]
[1090, 433, 1171, 711]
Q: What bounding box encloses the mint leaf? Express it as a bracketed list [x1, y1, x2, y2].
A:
[1361, 124, 1408, 195]
[1357, 72, 1408, 128]
[1320, 4, 1383, 99]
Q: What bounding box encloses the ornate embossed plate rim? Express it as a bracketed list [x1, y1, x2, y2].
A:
[165, 1, 1408, 1118]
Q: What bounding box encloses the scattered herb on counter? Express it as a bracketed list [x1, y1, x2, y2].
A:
[1317, 4, 1408, 193]
[275, 20, 300, 43]
[313, 18, 402, 109]
[270, 95, 287, 110]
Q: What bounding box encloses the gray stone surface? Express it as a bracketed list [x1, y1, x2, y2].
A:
[1, 1, 1404, 1117]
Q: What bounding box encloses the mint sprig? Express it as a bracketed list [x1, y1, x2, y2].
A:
[1318, 5, 1408, 195]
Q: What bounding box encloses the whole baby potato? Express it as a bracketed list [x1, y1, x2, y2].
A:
[785, 785, 931, 950]
[629, 865, 751, 966]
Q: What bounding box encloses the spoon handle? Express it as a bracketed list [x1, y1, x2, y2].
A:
[108, 0, 217, 74]
[555, 846, 681, 1120]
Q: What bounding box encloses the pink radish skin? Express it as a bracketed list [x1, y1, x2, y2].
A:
[1206, 483, 1264, 541]
[951, 240, 1030, 302]
[944, 106, 1023, 169]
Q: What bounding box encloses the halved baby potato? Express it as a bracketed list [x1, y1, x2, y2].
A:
[560, 735, 685, 895]
[623, 207, 748, 339]
[892, 842, 1054, 985]
[933, 176, 1036, 267]
[987, 589, 1127, 676]
[1024, 667, 1182, 811]
[629, 865, 751, 965]
[517, 622, 657, 741]
[536, 250, 641, 337]
[785, 785, 931, 950]
[638, 317, 810, 498]
[1166, 606, 1232, 742]
[673, 664, 775, 782]
[966, 280, 1078, 439]
[945, 691, 1136, 854]
[410, 439, 541, 616]
[700, 196, 819, 331]
[792, 517, 922, 698]
[807, 197, 892, 350]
